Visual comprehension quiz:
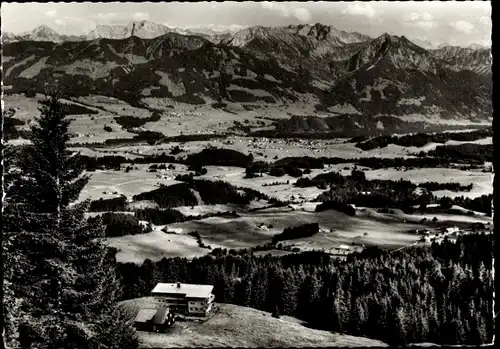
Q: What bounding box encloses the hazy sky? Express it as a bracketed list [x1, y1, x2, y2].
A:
[1, 1, 492, 46]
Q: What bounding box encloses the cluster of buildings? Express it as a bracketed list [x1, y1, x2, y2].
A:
[133, 282, 215, 332]
[417, 226, 461, 243]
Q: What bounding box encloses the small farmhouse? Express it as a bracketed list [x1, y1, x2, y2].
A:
[133, 307, 175, 332]
[152, 282, 215, 316]
[442, 226, 459, 234]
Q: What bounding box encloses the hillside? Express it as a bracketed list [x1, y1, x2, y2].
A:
[324, 34, 492, 122]
[2, 34, 322, 107]
[431, 45, 492, 75]
[221, 23, 370, 85]
[119, 298, 388, 348]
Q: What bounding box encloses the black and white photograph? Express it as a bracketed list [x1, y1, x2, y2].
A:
[1, 1, 494, 348]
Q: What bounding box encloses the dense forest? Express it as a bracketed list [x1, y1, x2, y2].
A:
[422, 143, 493, 164]
[272, 223, 320, 244]
[134, 208, 240, 226]
[90, 196, 128, 212]
[88, 212, 153, 237]
[355, 128, 492, 150]
[132, 183, 199, 208]
[117, 233, 494, 346]
[185, 147, 254, 168]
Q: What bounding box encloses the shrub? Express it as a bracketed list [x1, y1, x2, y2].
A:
[193, 180, 250, 205]
[135, 208, 186, 225]
[91, 212, 151, 237]
[186, 148, 253, 168]
[269, 167, 286, 177]
[272, 223, 320, 244]
[132, 183, 198, 208]
[89, 196, 128, 212]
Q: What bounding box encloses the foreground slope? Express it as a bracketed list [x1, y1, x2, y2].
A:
[120, 298, 388, 348]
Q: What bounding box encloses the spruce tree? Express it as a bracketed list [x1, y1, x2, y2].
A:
[3, 145, 34, 348]
[5, 96, 138, 349]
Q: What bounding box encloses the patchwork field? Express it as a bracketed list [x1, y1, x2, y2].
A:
[6, 93, 492, 266]
[107, 201, 493, 264]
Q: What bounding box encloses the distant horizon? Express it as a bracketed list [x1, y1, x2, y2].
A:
[1, 2, 491, 48]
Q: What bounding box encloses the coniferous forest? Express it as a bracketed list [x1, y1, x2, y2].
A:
[117, 234, 494, 346]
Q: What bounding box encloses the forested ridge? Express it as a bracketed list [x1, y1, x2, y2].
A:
[117, 233, 494, 346]
[355, 128, 492, 151]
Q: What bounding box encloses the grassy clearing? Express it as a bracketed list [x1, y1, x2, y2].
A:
[68, 115, 138, 144]
[119, 298, 388, 348]
[108, 229, 209, 264]
[79, 165, 189, 201]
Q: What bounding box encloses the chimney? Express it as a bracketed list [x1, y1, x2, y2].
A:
[176, 282, 181, 289]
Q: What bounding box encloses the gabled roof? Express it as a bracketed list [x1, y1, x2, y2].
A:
[152, 308, 170, 325]
[134, 308, 157, 323]
[135, 308, 171, 325]
[152, 283, 214, 299]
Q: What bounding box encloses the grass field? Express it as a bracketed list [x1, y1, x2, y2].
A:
[108, 228, 211, 264]
[119, 298, 388, 348]
[79, 165, 189, 202]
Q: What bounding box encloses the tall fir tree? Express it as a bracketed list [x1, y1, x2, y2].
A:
[4, 96, 138, 349]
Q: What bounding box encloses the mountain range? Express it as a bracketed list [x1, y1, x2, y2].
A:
[2, 21, 492, 127]
[3, 21, 490, 49]
[2, 21, 239, 44]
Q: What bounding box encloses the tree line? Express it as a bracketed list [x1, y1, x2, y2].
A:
[88, 212, 153, 238]
[74, 151, 470, 175]
[419, 143, 493, 164]
[134, 208, 240, 226]
[355, 128, 492, 151]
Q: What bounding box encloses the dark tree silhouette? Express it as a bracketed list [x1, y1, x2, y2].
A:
[4, 96, 138, 348]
